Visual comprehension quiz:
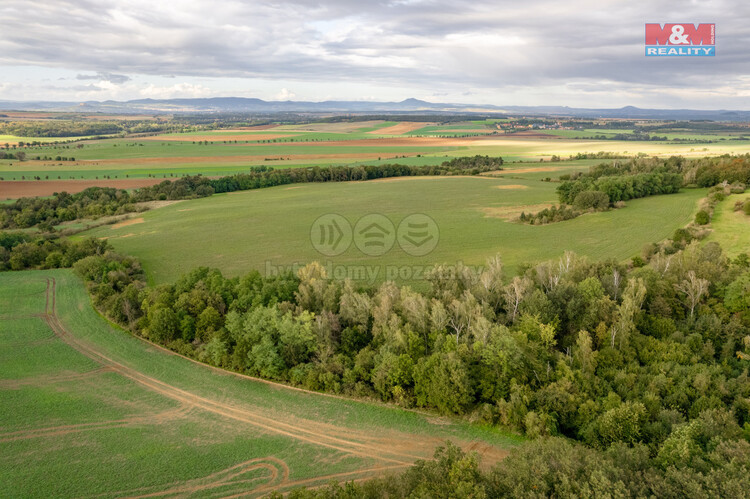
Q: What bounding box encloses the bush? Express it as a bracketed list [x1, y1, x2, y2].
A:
[573, 190, 610, 210]
[695, 210, 710, 225]
[744, 200, 750, 216]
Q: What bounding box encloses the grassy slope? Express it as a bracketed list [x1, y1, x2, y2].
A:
[705, 193, 750, 257]
[0, 270, 521, 497]
[81, 175, 705, 285]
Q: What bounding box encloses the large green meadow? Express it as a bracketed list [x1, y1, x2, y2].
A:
[81, 168, 705, 285]
[0, 270, 520, 497]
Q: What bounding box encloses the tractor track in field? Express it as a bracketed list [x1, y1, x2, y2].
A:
[0, 404, 192, 443]
[108, 459, 409, 499]
[0, 365, 113, 389]
[41, 277, 431, 470]
[28, 275, 507, 496]
[108, 457, 290, 498]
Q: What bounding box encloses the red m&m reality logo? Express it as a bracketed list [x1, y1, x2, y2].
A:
[645, 23, 715, 56]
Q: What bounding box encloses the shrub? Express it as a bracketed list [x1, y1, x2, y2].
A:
[573, 190, 610, 210]
[695, 210, 710, 225]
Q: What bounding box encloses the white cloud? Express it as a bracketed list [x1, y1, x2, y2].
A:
[273, 88, 296, 100]
[0, 0, 748, 107]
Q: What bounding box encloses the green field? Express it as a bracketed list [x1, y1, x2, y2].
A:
[705, 193, 750, 257]
[81, 171, 705, 285]
[5, 121, 750, 181]
[0, 270, 521, 497]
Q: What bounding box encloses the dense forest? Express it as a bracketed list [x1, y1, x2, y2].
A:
[557, 171, 683, 205]
[68, 236, 750, 496]
[563, 154, 750, 188]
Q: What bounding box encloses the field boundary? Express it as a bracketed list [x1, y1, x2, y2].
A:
[42, 277, 453, 469]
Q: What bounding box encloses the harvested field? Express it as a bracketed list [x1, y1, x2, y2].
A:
[134, 200, 182, 210]
[111, 217, 145, 229]
[0, 178, 165, 199]
[480, 204, 554, 220]
[494, 184, 529, 190]
[280, 121, 386, 133]
[369, 122, 430, 135]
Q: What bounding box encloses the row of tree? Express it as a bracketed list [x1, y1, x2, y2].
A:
[0, 151, 27, 160]
[568, 154, 750, 188]
[1, 157, 503, 230]
[0, 232, 110, 271]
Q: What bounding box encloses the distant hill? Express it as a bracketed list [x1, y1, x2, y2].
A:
[1, 97, 749, 120]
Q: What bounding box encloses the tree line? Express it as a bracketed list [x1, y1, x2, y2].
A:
[67, 236, 750, 496]
[557, 171, 683, 205]
[0, 156, 503, 230]
[0, 232, 109, 271]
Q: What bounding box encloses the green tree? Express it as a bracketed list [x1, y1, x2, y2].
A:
[148, 307, 179, 342]
[414, 350, 472, 414]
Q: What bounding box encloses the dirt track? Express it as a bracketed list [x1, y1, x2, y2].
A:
[36, 277, 509, 495]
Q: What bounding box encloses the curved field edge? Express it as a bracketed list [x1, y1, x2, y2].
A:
[80, 177, 707, 285]
[0, 269, 521, 497]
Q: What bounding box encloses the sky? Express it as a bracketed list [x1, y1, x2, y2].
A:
[0, 0, 748, 108]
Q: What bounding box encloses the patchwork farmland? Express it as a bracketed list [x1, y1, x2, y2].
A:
[4, 119, 750, 198]
[2, 112, 750, 497]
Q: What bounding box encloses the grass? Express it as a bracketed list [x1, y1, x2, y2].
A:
[80, 173, 705, 285]
[0, 270, 522, 497]
[705, 193, 750, 257]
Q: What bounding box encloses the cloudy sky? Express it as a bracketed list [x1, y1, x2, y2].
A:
[0, 0, 748, 108]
